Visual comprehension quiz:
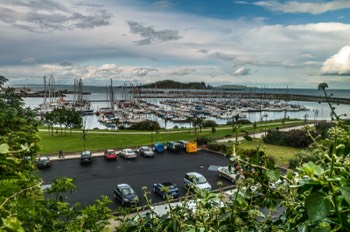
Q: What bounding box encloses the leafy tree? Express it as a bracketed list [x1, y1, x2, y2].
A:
[0, 77, 114, 231]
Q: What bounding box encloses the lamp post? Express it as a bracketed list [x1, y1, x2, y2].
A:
[261, 113, 268, 135]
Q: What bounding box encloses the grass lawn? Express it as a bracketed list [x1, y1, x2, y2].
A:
[239, 139, 301, 168]
[37, 130, 209, 155]
[37, 119, 307, 168]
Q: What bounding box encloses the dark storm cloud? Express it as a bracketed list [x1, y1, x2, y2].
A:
[127, 21, 181, 45]
[0, 0, 112, 32]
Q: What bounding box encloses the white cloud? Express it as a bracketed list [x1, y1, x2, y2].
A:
[169, 68, 195, 76]
[98, 64, 118, 71]
[0, 0, 112, 32]
[133, 67, 158, 76]
[255, 0, 350, 14]
[234, 67, 250, 76]
[2, 0, 350, 88]
[320, 45, 350, 75]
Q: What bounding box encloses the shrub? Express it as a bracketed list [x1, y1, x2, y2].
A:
[202, 120, 218, 128]
[315, 120, 335, 138]
[288, 158, 299, 169]
[264, 129, 317, 148]
[196, 137, 214, 146]
[207, 142, 228, 153]
[128, 120, 160, 130]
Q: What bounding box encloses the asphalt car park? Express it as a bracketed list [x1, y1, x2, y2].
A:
[38, 149, 233, 209]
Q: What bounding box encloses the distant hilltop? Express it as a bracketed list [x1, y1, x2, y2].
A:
[136, 80, 254, 90]
[138, 80, 212, 89]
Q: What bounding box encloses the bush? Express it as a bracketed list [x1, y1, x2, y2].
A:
[128, 120, 160, 130]
[263, 129, 317, 148]
[237, 119, 251, 124]
[207, 142, 228, 153]
[196, 137, 214, 146]
[263, 130, 288, 146]
[315, 120, 335, 138]
[202, 120, 218, 128]
[288, 158, 299, 169]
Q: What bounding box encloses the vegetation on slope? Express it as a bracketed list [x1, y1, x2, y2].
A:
[139, 79, 212, 89]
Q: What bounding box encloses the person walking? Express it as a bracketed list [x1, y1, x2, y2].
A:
[59, 149, 64, 158]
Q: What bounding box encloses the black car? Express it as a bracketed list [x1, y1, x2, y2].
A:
[167, 141, 182, 152]
[80, 151, 92, 164]
[153, 182, 179, 200]
[113, 183, 139, 206]
[37, 156, 51, 169]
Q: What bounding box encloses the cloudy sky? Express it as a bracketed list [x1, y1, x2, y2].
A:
[1, 0, 350, 88]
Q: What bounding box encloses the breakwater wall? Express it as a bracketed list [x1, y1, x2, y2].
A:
[135, 90, 350, 104]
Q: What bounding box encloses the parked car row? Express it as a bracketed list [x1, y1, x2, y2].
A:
[79, 140, 197, 164]
[113, 171, 211, 206]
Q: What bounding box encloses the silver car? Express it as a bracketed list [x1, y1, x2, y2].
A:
[119, 149, 137, 159]
[218, 166, 244, 183]
[139, 146, 154, 158]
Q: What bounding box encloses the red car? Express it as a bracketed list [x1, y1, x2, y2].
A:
[104, 149, 117, 160]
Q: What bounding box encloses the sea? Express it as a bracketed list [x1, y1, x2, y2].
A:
[21, 85, 350, 130]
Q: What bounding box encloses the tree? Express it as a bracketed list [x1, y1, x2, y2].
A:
[0, 77, 114, 231]
[193, 117, 203, 133]
[186, 116, 193, 133]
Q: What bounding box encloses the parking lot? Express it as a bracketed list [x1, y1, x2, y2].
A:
[39, 149, 233, 209]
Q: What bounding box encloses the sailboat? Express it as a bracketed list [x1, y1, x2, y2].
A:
[67, 78, 93, 115]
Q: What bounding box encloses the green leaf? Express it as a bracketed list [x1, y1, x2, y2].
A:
[311, 228, 331, 232]
[305, 192, 331, 224]
[0, 143, 9, 154]
[339, 186, 350, 205]
[300, 161, 324, 177]
[266, 169, 281, 182]
[2, 216, 25, 232]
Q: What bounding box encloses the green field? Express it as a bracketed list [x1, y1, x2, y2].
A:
[238, 139, 301, 168]
[37, 120, 307, 168]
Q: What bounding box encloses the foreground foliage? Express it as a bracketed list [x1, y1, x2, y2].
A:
[0, 76, 114, 231]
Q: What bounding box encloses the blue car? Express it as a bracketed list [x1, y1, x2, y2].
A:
[153, 142, 165, 153]
[153, 182, 179, 200]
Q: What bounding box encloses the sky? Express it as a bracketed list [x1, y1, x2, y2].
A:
[1, 0, 350, 88]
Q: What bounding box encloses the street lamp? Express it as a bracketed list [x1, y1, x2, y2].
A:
[261, 113, 268, 135]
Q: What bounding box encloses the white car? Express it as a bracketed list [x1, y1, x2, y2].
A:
[217, 166, 244, 183]
[119, 149, 137, 159]
[184, 172, 212, 191]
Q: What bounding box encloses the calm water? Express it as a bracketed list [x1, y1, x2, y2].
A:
[23, 85, 350, 129]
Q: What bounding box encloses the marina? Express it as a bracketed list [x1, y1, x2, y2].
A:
[21, 83, 350, 130]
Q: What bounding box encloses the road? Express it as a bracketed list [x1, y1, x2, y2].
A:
[39, 150, 232, 209]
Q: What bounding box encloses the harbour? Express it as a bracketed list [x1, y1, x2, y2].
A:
[22, 84, 350, 130]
